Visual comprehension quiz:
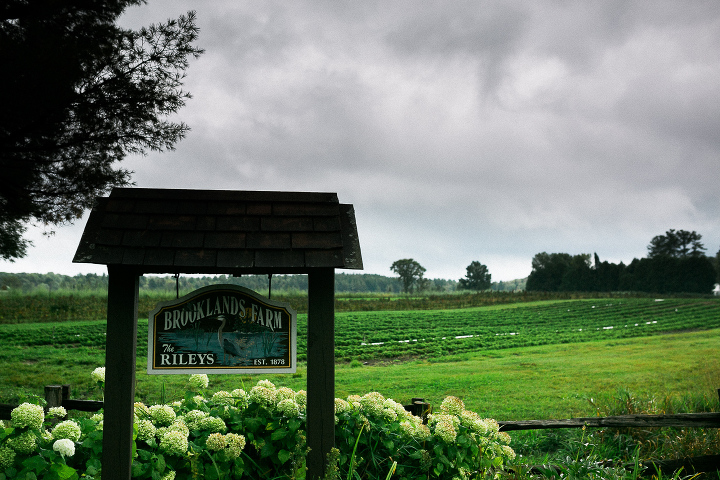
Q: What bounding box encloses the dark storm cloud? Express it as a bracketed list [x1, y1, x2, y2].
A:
[5, 1, 720, 281]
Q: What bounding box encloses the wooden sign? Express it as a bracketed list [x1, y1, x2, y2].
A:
[147, 284, 297, 374]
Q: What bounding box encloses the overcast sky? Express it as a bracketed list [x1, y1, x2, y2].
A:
[3, 1, 720, 282]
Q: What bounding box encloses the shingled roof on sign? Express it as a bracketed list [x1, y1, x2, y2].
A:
[73, 188, 363, 274]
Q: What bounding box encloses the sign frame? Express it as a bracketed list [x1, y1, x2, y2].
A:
[147, 284, 297, 374]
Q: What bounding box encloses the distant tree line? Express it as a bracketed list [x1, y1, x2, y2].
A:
[0, 271, 461, 294]
[526, 229, 719, 294]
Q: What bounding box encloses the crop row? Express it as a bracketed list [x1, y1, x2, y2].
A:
[1, 298, 717, 362]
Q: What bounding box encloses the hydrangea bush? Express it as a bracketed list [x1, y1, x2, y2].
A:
[0, 371, 514, 480]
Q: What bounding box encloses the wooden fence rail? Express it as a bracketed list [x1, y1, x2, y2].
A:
[499, 412, 720, 431]
[0, 384, 102, 421]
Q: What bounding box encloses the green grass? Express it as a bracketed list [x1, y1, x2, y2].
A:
[2, 295, 719, 475]
[2, 325, 717, 422]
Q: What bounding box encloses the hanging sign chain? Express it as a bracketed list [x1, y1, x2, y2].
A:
[174, 273, 180, 299]
[268, 273, 273, 299]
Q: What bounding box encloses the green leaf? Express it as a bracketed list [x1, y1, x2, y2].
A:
[137, 449, 153, 461]
[260, 441, 276, 459]
[277, 449, 293, 464]
[85, 458, 101, 476]
[270, 428, 288, 441]
[21, 456, 47, 474]
[243, 417, 262, 432]
[131, 460, 148, 477]
[152, 454, 166, 473]
[287, 419, 302, 432]
[49, 463, 77, 480]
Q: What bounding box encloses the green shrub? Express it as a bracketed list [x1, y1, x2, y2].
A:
[0, 374, 515, 480]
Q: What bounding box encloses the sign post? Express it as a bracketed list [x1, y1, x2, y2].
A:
[74, 188, 363, 480]
[147, 284, 297, 375]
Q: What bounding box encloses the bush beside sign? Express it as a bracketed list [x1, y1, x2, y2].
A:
[147, 284, 297, 374]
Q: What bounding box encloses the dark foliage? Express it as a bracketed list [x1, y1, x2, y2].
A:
[390, 258, 427, 293]
[458, 260, 491, 291]
[527, 250, 717, 294]
[0, 0, 203, 260]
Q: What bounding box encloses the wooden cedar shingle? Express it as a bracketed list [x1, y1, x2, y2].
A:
[73, 188, 363, 274]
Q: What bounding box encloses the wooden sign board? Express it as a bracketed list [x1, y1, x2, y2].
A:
[147, 284, 297, 374]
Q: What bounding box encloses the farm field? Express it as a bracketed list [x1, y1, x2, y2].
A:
[0, 296, 718, 417]
[2, 297, 717, 362]
[2, 295, 719, 475]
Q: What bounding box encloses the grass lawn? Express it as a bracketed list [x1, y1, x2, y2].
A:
[4, 327, 716, 424]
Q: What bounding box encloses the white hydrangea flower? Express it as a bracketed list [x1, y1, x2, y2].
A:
[136, 419, 156, 442]
[47, 406, 67, 418]
[440, 396, 465, 416]
[295, 390, 307, 411]
[0, 446, 15, 469]
[51, 420, 81, 441]
[91, 367, 106, 383]
[160, 470, 176, 480]
[134, 402, 150, 418]
[334, 398, 351, 415]
[484, 418, 500, 434]
[168, 419, 189, 437]
[383, 398, 410, 420]
[400, 420, 431, 442]
[277, 399, 300, 418]
[359, 392, 385, 417]
[198, 416, 226, 433]
[459, 410, 488, 435]
[205, 433, 227, 451]
[433, 418, 457, 443]
[231, 389, 249, 409]
[275, 387, 296, 402]
[501, 445, 516, 461]
[249, 385, 276, 408]
[149, 405, 176, 426]
[188, 374, 209, 390]
[11, 402, 44, 429]
[225, 433, 246, 459]
[182, 410, 208, 430]
[159, 430, 188, 456]
[256, 379, 276, 390]
[8, 430, 36, 454]
[382, 408, 398, 422]
[53, 438, 75, 457]
[211, 391, 234, 405]
[496, 431, 512, 445]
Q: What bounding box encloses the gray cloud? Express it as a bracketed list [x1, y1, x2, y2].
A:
[4, 1, 720, 282]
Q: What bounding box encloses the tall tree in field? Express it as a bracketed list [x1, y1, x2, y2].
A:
[390, 259, 426, 294]
[0, 0, 203, 261]
[647, 229, 705, 259]
[458, 261, 491, 291]
[525, 252, 572, 291]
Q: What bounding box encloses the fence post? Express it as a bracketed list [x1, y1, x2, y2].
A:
[44, 385, 63, 408]
[62, 384, 71, 402]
